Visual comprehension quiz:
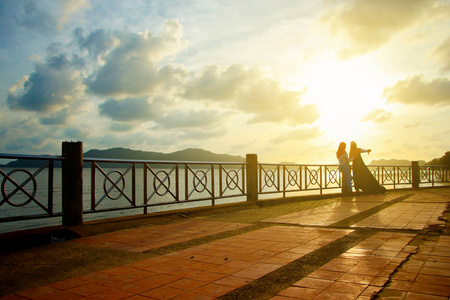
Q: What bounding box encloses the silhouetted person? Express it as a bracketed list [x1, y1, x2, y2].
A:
[349, 141, 386, 194]
[336, 142, 352, 195]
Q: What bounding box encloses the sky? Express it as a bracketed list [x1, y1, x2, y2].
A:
[0, 0, 449, 164]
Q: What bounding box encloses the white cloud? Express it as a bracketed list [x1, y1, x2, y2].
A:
[383, 75, 450, 106]
[183, 64, 261, 101]
[272, 126, 323, 143]
[361, 108, 393, 123]
[322, 0, 440, 59]
[432, 37, 450, 73]
[183, 65, 318, 125]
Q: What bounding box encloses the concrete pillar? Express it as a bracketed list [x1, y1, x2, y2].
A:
[412, 161, 419, 189]
[62, 141, 83, 226]
[246, 154, 258, 202]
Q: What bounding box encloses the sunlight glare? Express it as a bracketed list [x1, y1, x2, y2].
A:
[301, 59, 385, 143]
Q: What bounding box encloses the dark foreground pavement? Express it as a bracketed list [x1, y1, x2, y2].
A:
[0, 187, 449, 299]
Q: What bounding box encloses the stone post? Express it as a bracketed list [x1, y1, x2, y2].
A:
[246, 154, 258, 202]
[412, 161, 419, 189]
[62, 141, 83, 226]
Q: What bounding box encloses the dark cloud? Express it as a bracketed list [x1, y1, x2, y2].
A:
[39, 109, 69, 125]
[109, 122, 136, 132]
[383, 75, 450, 106]
[3, 0, 90, 33]
[0, 118, 54, 152]
[7, 54, 85, 113]
[75, 28, 118, 61]
[155, 110, 227, 129]
[86, 20, 188, 97]
[63, 128, 85, 139]
[99, 97, 158, 122]
[20, 0, 56, 31]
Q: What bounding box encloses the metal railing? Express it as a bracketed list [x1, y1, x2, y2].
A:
[1, 146, 449, 233]
[258, 164, 342, 197]
[0, 154, 64, 223]
[84, 158, 246, 215]
[419, 165, 449, 186]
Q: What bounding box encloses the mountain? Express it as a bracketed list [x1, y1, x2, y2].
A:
[2, 148, 245, 168]
[369, 159, 427, 166]
[84, 147, 245, 162]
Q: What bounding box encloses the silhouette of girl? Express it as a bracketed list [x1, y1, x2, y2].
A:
[349, 141, 386, 194]
[336, 142, 352, 194]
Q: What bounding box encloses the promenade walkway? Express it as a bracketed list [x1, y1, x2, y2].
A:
[0, 187, 449, 299]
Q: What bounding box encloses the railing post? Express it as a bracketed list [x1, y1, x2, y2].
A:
[62, 141, 83, 226]
[246, 154, 258, 202]
[412, 161, 419, 189]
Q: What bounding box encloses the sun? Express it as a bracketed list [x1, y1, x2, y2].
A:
[299, 58, 387, 143]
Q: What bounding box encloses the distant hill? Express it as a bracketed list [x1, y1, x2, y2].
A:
[2, 148, 245, 168]
[369, 159, 427, 166]
[84, 147, 245, 163]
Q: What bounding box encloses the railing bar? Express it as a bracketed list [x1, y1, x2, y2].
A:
[82, 157, 246, 165]
[91, 162, 96, 211]
[212, 164, 215, 206]
[0, 212, 64, 223]
[48, 160, 54, 215]
[176, 164, 179, 202]
[320, 166, 323, 195]
[219, 165, 223, 197]
[132, 163, 136, 207]
[144, 162, 147, 214]
[185, 164, 188, 201]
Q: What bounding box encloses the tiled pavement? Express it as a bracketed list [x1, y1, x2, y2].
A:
[351, 202, 446, 230]
[261, 193, 405, 226]
[1, 188, 449, 300]
[272, 232, 417, 300]
[74, 220, 252, 252]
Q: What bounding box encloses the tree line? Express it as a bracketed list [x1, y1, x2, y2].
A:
[427, 150, 450, 169]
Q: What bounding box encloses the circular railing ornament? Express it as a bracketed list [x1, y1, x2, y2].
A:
[287, 169, 298, 186]
[225, 170, 239, 190]
[1, 169, 37, 207]
[193, 170, 207, 193]
[154, 170, 171, 196]
[309, 169, 319, 185]
[103, 170, 125, 200]
[264, 169, 276, 187]
[329, 169, 339, 184]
